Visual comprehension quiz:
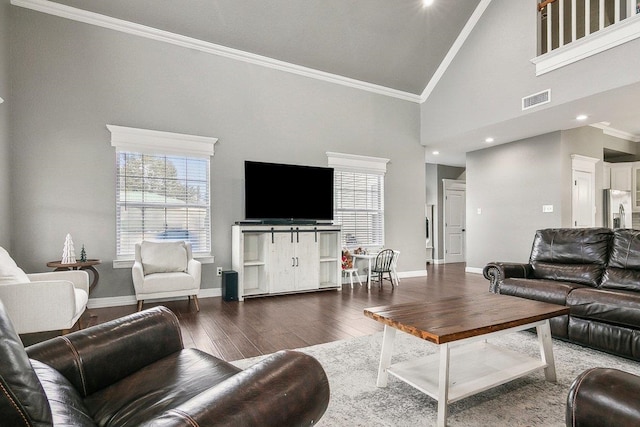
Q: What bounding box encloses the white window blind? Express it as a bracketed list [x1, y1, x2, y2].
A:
[327, 152, 389, 248]
[109, 125, 217, 258]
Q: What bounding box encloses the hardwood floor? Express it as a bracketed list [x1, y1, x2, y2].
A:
[21, 263, 489, 360]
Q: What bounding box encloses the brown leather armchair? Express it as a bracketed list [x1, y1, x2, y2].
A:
[0, 300, 330, 426]
[566, 367, 640, 427]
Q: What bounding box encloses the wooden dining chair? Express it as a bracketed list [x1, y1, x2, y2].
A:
[371, 249, 395, 288]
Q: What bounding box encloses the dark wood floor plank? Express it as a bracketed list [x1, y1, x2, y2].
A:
[19, 264, 490, 355]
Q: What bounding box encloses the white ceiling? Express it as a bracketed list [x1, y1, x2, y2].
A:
[41, 0, 640, 166]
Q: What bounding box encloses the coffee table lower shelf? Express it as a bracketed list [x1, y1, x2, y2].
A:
[387, 340, 547, 403]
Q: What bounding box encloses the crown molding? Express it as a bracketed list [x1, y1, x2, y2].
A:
[12, 0, 422, 103]
[590, 122, 640, 142]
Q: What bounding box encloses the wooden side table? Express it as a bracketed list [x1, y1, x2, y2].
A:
[47, 259, 101, 293]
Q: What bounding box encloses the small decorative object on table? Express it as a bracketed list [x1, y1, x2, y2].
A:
[341, 249, 353, 270]
[61, 233, 77, 264]
[80, 244, 87, 262]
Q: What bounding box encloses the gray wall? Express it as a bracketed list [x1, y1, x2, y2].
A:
[466, 133, 564, 269]
[466, 127, 625, 270]
[0, 0, 9, 249]
[7, 6, 425, 299]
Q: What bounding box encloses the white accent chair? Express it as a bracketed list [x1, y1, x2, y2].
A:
[132, 241, 201, 311]
[0, 247, 89, 334]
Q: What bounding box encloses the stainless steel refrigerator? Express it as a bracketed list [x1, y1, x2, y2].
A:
[604, 189, 632, 229]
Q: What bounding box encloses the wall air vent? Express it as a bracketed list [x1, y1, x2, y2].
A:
[522, 89, 551, 111]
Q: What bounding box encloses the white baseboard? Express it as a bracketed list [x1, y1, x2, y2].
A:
[398, 270, 428, 278]
[465, 267, 484, 274]
[87, 287, 222, 309]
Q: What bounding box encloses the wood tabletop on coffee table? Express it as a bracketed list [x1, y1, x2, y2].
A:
[364, 292, 569, 345]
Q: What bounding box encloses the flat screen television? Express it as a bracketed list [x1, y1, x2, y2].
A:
[244, 161, 334, 223]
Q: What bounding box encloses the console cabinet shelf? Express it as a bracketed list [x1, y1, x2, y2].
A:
[232, 224, 342, 301]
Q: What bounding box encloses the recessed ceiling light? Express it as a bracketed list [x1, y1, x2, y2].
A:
[423, 0, 435, 7]
[576, 114, 588, 121]
[485, 137, 494, 143]
[432, 151, 439, 155]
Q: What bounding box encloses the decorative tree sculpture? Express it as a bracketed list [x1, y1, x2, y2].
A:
[61, 234, 77, 264]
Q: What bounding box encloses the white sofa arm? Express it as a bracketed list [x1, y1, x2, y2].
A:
[28, 270, 89, 293]
[132, 261, 145, 293]
[0, 280, 87, 333]
[187, 259, 202, 290]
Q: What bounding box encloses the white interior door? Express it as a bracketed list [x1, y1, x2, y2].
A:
[444, 188, 465, 263]
[572, 170, 594, 227]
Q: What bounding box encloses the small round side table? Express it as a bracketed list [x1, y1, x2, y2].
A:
[46, 259, 102, 294]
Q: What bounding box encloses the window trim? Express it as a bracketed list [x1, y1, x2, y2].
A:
[108, 125, 217, 266]
[327, 152, 389, 249]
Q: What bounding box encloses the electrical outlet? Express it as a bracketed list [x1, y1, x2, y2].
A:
[216, 267, 223, 276]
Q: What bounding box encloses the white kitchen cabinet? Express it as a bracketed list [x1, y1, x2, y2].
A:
[609, 163, 633, 191]
[232, 224, 341, 301]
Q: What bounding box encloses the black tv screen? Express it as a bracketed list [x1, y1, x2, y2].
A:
[244, 161, 334, 222]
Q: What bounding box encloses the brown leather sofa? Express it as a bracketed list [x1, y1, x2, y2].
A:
[0, 300, 330, 426]
[566, 367, 640, 426]
[483, 228, 640, 360]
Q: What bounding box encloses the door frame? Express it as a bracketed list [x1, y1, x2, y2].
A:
[443, 179, 466, 264]
[571, 154, 598, 228]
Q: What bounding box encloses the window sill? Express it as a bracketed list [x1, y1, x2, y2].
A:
[113, 254, 215, 269]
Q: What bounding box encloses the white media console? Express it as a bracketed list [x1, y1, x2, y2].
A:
[231, 224, 342, 301]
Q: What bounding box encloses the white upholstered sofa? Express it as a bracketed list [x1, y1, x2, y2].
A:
[0, 246, 88, 334]
[132, 241, 202, 311]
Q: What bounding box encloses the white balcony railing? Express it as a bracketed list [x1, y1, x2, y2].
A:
[538, 0, 639, 55]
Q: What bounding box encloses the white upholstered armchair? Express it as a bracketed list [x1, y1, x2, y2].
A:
[132, 241, 201, 311]
[0, 247, 89, 334]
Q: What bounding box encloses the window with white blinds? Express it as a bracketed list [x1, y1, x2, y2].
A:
[109, 125, 217, 258]
[327, 152, 389, 249]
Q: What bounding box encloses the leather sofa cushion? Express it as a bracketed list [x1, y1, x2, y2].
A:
[529, 228, 612, 286]
[568, 316, 640, 360]
[32, 359, 96, 427]
[601, 267, 640, 292]
[529, 228, 612, 264]
[500, 278, 587, 306]
[84, 348, 241, 426]
[0, 301, 52, 426]
[601, 229, 640, 292]
[531, 262, 604, 287]
[567, 288, 640, 329]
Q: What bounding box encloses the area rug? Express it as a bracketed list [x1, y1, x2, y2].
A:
[232, 331, 640, 426]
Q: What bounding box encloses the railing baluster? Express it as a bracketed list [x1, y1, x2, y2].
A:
[599, 0, 605, 29]
[615, 0, 620, 23]
[572, 0, 577, 41]
[559, 0, 565, 46]
[630, 0, 636, 17]
[547, 3, 553, 52]
[585, 0, 591, 35]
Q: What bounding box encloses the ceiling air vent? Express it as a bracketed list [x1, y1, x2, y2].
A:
[522, 89, 551, 110]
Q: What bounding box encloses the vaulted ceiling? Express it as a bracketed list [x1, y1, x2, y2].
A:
[50, 0, 481, 96]
[30, 0, 640, 166]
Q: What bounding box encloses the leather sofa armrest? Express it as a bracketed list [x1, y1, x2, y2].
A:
[145, 350, 330, 427]
[566, 367, 640, 427]
[483, 262, 532, 293]
[26, 306, 183, 397]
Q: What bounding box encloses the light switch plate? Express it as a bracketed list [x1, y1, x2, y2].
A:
[542, 205, 554, 213]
